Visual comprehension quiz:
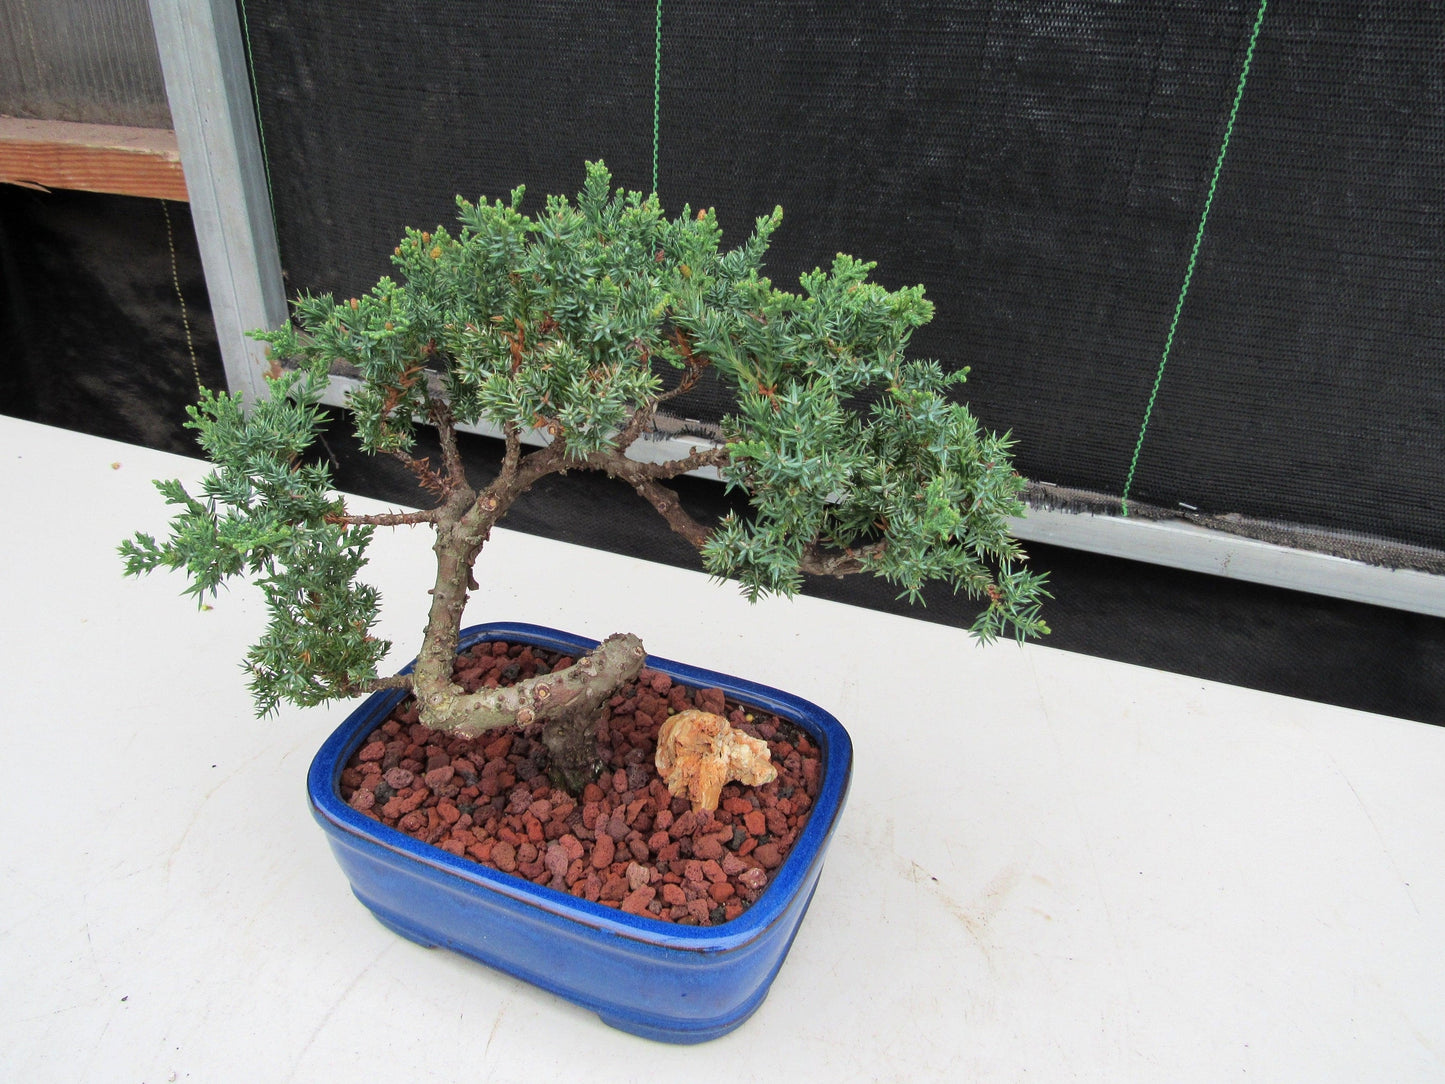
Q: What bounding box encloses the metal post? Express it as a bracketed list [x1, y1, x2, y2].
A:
[147, 0, 286, 405]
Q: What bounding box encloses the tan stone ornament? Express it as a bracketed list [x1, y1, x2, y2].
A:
[655, 709, 778, 813]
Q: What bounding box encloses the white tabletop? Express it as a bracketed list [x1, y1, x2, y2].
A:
[3, 413, 1442, 1081]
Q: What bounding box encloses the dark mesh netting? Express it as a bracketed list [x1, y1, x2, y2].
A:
[238, 0, 1445, 560]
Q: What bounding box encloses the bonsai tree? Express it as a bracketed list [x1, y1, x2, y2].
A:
[121, 161, 1047, 792]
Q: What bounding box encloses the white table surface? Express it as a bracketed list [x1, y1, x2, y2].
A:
[3, 413, 1442, 1082]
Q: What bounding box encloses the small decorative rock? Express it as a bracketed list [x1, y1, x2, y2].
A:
[654, 709, 777, 812]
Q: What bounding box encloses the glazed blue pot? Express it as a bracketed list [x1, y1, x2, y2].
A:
[307, 621, 852, 1043]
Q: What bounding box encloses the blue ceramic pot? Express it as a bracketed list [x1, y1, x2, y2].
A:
[308, 621, 852, 1043]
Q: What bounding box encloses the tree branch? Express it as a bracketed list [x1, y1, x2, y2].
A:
[499, 420, 524, 482]
[430, 398, 467, 491]
[614, 333, 711, 452]
[632, 476, 713, 550]
[630, 442, 730, 480]
[344, 673, 414, 696]
[325, 509, 440, 527]
[797, 540, 885, 578]
[577, 442, 728, 484]
[387, 446, 450, 499]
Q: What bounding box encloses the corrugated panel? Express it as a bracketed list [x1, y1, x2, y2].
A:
[0, 0, 170, 127]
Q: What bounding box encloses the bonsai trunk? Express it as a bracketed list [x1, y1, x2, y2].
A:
[539, 690, 619, 794]
[402, 477, 646, 790]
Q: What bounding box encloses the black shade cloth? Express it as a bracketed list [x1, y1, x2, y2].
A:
[241, 0, 1444, 557]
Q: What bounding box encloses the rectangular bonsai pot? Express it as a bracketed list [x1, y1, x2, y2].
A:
[307, 621, 853, 1043]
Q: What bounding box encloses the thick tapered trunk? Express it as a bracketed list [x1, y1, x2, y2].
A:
[402, 473, 646, 791]
[382, 424, 714, 791]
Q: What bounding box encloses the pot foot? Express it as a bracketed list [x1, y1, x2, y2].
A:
[595, 983, 770, 1044]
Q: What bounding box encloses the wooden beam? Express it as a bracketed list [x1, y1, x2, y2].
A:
[0, 117, 189, 201]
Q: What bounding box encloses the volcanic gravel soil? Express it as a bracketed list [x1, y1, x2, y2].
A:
[339, 639, 822, 925]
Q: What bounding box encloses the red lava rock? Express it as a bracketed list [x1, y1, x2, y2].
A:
[670, 810, 697, 839]
[592, 832, 616, 869]
[696, 687, 727, 715]
[493, 841, 517, 872]
[621, 885, 656, 915]
[337, 640, 822, 927]
[384, 767, 415, 789]
[661, 883, 687, 907]
[424, 765, 455, 789]
[606, 810, 629, 841]
[522, 814, 544, 845]
[544, 842, 570, 883]
[752, 843, 783, 870]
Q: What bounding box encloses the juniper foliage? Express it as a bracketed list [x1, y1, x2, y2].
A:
[122, 161, 1047, 737]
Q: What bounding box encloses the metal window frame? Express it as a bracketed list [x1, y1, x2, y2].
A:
[147, 1, 1445, 620]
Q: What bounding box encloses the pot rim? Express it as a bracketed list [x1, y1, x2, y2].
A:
[308, 620, 853, 954]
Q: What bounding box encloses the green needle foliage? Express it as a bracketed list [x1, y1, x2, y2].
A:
[120, 365, 390, 713]
[123, 161, 1047, 734]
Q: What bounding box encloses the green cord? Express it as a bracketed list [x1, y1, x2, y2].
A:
[236, 0, 279, 228]
[1121, 0, 1268, 516]
[652, 0, 663, 196]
